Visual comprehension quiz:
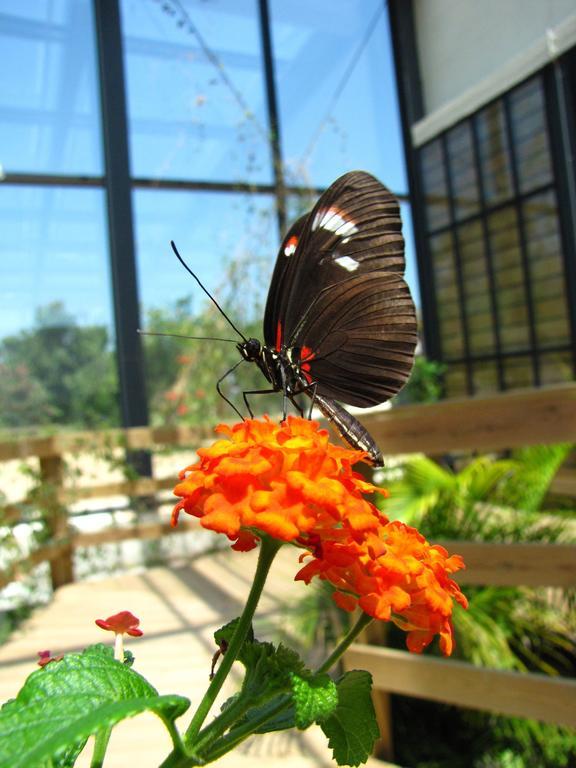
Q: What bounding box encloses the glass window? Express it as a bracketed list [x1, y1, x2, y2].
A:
[0, 186, 117, 429]
[540, 351, 573, 385]
[421, 73, 573, 397]
[270, 0, 407, 190]
[475, 101, 513, 205]
[458, 221, 495, 356]
[488, 207, 531, 352]
[504, 355, 533, 390]
[509, 77, 552, 194]
[120, 0, 273, 183]
[430, 232, 465, 359]
[523, 190, 571, 349]
[0, 0, 103, 175]
[472, 360, 499, 393]
[133, 189, 278, 425]
[444, 364, 467, 398]
[446, 122, 479, 221]
[420, 139, 450, 231]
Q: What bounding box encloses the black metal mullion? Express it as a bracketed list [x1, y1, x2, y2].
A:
[257, 0, 286, 234]
[387, 2, 441, 364]
[444, 342, 572, 366]
[441, 134, 475, 395]
[502, 90, 540, 386]
[424, 180, 554, 238]
[470, 115, 506, 389]
[2, 171, 411, 202]
[93, 0, 150, 474]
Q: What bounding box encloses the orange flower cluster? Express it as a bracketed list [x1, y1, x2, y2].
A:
[172, 416, 467, 654]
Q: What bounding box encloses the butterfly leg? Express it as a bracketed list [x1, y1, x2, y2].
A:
[216, 359, 246, 421]
[289, 380, 318, 420]
[286, 393, 304, 417]
[242, 388, 279, 419]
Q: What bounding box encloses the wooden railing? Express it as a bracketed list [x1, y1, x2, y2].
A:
[1, 383, 575, 747]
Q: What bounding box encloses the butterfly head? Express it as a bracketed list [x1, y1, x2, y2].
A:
[238, 338, 262, 362]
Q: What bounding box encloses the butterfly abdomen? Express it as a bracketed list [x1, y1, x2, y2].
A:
[312, 394, 384, 467]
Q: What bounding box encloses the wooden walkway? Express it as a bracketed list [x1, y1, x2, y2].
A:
[0, 547, 394, 768]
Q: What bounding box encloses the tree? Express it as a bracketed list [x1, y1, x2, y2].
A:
[0, 303, 119, 430]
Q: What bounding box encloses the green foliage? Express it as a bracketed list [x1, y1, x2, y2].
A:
[291, 672, 338, 729]
[382, 443, 573, 543]
[381, 443, 576, 767]
[320, 671, 380, 767]
[200, 619, 378, 765]
[142, 293, 279, 428]
[0, 644, 190, 768]
[0, 302, 119, 431]
[395, 356, 446, 404]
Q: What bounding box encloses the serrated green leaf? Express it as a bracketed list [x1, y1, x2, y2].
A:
[291, 673, 338, 729]
[0, 644, 190, 768]
[320, 670, 379, 767]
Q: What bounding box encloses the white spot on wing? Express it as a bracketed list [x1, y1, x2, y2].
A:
[312, 207, 358, 238]
[284, 241, 297, 257]
[334, 255, 359, 272]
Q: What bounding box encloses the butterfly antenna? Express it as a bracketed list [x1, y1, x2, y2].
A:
[170, 241, 248, 342]
[137, 329, 238, 343]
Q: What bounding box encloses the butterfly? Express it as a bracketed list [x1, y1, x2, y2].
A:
[172, 171, 417, 466]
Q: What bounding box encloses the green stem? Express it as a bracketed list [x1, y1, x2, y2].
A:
[90, 726, 112, 768]
[201, 697, 289, 763]
[315, 611, 373, 674]
[201, 612, 375, 764]
[183, 537, 282, 744]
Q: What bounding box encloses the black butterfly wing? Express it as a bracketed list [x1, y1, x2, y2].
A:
[262, 170, 416, 405]
[263, 213, 308, 349]
[293, 270, 417, 407]
[263, 171, 405, 350]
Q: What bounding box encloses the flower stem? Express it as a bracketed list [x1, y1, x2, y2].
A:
[90, 727, 112, 768]
[183, 537, 282, 745]
[199, 612, 375, 763]
[315, 611, 373, 674]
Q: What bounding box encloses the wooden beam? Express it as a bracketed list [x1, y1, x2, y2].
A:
[344, 645, 576, 728]
[74, 519, 197, 547]
[442, 542, 576, 587]
[0, 520, 197, 589]
[365, 383, 576, 455]
[0, 423, 213, 461]
[1, 384, 574, 461]
[550, 468, 576, 497]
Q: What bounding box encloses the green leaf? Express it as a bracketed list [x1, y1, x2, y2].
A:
[0, 644, 189, 768]
[290, 673, 338, 729]
[320, 670, 379, 767]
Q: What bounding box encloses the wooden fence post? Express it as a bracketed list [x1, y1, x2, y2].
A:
[39, 454, 74, 589]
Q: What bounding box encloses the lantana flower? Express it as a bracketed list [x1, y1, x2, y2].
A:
[96, 610, 143, 661]
[172, 416, 467, 655]
[95, 611, 143, 637]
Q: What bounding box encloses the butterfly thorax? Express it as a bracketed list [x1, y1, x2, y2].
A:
[238, 339, 309, 395]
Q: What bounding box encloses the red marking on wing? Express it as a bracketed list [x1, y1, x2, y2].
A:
[284, 235, 298, 256]
[275, 320, 283, 351]
[300, 346, 315, 383]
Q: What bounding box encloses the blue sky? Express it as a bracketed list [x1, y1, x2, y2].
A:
[0, 0, 418, 341]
